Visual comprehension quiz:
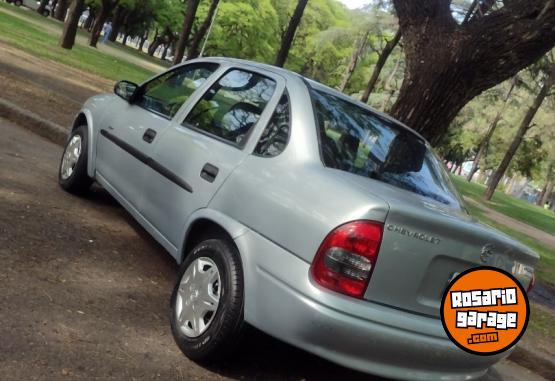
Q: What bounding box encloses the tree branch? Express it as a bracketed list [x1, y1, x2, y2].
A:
[460, 0, 555, 93]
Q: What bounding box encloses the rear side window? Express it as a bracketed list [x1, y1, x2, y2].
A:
[311, 89, 462, 207]
[137, 63, 218, 118]
[183, 69, 276, 147]
[254, 93, 290, 157]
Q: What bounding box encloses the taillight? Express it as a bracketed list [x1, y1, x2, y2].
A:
[311, 220, 383, 298]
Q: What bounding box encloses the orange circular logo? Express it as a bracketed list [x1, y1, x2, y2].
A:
[440, 267, 529, 355]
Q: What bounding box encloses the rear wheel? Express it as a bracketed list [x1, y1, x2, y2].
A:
[14, 0, 22, 6]
[170, 237, 245, 362]
[42, 10, 50, 17]
[58, 125, 93, 195]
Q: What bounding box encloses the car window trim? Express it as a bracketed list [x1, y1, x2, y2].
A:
[252, 90, 291, 158]
[134, 62, 221, 120]
[180, 67, 279, 150]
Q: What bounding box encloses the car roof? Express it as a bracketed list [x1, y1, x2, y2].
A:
[193, 57, 428, 143]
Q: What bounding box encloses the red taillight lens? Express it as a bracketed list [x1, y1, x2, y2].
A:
[311, 220, 383, 298]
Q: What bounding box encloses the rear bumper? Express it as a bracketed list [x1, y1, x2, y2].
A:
[235, 229, 510, 381]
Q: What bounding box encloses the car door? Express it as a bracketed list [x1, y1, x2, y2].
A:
[141, 67, 286, 251]
[95, 62, 220, 210]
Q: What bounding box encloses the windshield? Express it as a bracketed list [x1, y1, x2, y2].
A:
[311, 89, 462, 208]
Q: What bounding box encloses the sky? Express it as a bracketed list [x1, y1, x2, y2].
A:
[338, 0, 371, 9]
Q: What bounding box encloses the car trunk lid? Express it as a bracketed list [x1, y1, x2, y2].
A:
[359, 181, 538, 317]
[337, 171, 538, 317]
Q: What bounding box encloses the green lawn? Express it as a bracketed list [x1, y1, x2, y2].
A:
[0, 3, 154, 83]
[464, 202, 555, 287]
[529, 303, 555, 340]
[452, 176, 555, 236]
[107, 41, 172, 69]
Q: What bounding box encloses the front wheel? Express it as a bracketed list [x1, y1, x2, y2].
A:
[58, 125, 93, 195]
[170, 238, 245, 362]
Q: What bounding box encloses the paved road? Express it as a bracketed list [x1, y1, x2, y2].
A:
[0, 118, 546, 381]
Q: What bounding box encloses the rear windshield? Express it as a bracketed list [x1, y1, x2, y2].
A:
[311, 89, 462, 207]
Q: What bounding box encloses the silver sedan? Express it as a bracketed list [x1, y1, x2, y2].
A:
[58, 57, 538, 380]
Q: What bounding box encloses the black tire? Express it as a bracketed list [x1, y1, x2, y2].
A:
[170, 238, 245, 362]
[42, 10, 50, 17]
[14, 0, 22, 6]
[58, 125, 93, 195]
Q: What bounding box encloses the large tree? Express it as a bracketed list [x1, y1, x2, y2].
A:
[275, 0, 309, 67]
[391, 0, 555, 144]
[484, 63, 554, 200]
[187, 0, 221, 60]
[173, 0, 201, 65]
[466, 76, 518, 182]
[89, 0, 119, 48]
[54, 0, 69, 21]
[59, 0, 85, 49]
[360, 28, 401, 103]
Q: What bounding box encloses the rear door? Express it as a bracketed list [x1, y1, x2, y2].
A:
[141, 67, 285, 250]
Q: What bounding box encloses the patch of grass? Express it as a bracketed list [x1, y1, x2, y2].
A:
[0, 6, 154, 83]
[107, 41, 172, 69]
[452, 175, 555, 236]
[466, 203, 555, 287]
[529, 303, 555, 339]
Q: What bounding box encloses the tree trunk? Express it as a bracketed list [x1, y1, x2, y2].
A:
[391, 0, 555, 144]
[109, 6, 126, 42]
[483, 66, 554, 200]
[380, 56, 402, 111]
[274, 0, 309, 67]
[37, 0, 49, 15]
[51, 0, 58, 14]
[138, 30, 148, 52]
[122, 32, 130, 46]
[187, 0, 220, 60]
[54, 0, 69, 21]
[360, 28, 401, 103]
[161, 44, 169, 60]
[59, 0, 85, 49]
[540, 180, 555, 205]
[83, 8, 95, 31]
[467, 77, 517, 182]
[148, 35, 163, 56]
[89, 1, 117, 48]
[537, 162, 554, 205]
[173, 0, 201, 65]
[89, 12, 107, 47]
[338, 29, 370, 92]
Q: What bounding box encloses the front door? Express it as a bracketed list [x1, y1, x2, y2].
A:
[95, 62, 220, 210]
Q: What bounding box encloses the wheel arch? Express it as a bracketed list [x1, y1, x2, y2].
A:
[179, 209, 249, 264]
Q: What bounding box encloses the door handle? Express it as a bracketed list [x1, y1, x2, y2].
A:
[200, 163, 219, 183]
[143, 128, 157, 143]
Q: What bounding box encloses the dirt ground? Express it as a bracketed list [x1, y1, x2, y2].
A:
[0, 41, 112, 129]
[0, 119, 549, 381]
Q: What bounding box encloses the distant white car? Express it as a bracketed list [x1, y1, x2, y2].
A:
[8, 0, 52, 17]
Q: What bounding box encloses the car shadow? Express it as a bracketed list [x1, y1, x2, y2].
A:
[204, 326, 389, 381]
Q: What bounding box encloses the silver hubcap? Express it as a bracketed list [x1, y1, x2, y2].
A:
[60, 135, 82, 180]
[175, 257, 221, 338]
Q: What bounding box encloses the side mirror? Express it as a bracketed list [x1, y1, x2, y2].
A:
[114, 80, 139, 102]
